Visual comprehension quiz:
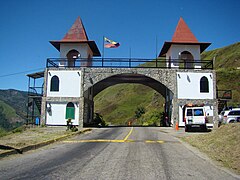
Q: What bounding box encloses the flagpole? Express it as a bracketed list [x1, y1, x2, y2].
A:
[155, 35, 158, 59]
[129, 46, 131, 67]
[102, 36, 104, 67]
[155, 35, 158, 67]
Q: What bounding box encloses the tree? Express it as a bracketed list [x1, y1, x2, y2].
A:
[134, 106, 145, 119]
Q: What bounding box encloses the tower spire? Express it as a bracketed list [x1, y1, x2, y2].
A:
[172, 17, 198, 43]
[49, 17, 100, 56]
[62, 17, 89, 41]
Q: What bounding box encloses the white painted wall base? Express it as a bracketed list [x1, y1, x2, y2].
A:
[46, 102, 79, 125]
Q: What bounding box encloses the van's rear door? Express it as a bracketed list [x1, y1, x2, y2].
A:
[193, 108, 205, 124]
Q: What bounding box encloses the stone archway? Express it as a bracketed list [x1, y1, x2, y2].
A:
[81, 68, 176, 126]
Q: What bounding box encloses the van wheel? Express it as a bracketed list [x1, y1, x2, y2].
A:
[202, 125, 207, 132]
[185, 126, 188, 132]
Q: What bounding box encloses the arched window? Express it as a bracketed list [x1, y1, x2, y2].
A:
[180, 51, 194, 69]
[200, 76, 209, 93]
[50, 75, 59, 91]
[66, 102, 75, 119]
[66, 49, 80, 67]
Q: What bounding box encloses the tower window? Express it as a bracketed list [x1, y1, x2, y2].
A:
[200, 76, 209, 93]
[50, 75, 59, 92]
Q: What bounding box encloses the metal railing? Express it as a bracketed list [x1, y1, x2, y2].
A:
[28, 87, 43, 97]
[46, 58, 213, 70]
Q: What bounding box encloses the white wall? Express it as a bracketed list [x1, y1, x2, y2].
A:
[166, 44, 200, 68]
[60, 43, 93, 58]
[47, 70, 81, 97]
[46, 102, 79, 125]
[177, 72, 214, 99]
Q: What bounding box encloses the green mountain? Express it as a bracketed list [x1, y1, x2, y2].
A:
[0, 89, 28, 130]
[201, 42, 240, 69]
[202, 42, 240, 106]
[94, 84, 164, 126]
[95, 42, 240, 125]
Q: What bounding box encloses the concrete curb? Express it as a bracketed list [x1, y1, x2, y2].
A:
[0, 128, 92, 159]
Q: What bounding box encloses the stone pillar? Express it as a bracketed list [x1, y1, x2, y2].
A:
[171, 98, 178, 127]
[78, 96, 84, 129]
[40, 69, 48, 125]
[213, 99, 219, 129]
[212, 71, 219, 129]
[40, 97, 46, 125]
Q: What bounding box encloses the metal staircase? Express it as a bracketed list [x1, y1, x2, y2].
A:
[26, 71, 44, 125]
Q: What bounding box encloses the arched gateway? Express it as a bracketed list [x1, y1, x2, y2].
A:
[82, 69, 174, 125]
[27, 17, 218, 128]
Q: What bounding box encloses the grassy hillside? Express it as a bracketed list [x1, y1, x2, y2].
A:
[0, 100, 25, 135]
[94, 84, 164, 125]
[0, 90, 27, 131]
[202, 42, 240, 106]
[202, 42, 240, 69]
[0, 89, 28, 117]
[182, 124, 240, 174]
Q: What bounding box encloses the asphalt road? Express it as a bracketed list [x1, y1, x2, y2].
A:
[0, 127, 238, 180]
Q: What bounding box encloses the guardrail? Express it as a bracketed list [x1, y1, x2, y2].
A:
[46, 58, 213, 70]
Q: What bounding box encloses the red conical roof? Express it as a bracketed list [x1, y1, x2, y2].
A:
[172, 17, 198, 43]
[50, 17, 100, 56]
[62, 17, 89, 41]
[159, 17, 211, 56]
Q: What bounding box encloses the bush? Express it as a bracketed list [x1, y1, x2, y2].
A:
[0, 128, 8, 137]
[134, 106, 145, 119]
[93, 113, 107, 127]
[11, 126, 27, 133]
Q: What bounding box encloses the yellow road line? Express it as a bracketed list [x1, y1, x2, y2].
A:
[62, 127, 166, 144]
[123, 127, 133, 141]
[63, 139, 125, 143]
[157, 140, 164, 144]
[145, 140, 156, 143]
[145, 140, 165, 144]
[63, 139, 165, 144]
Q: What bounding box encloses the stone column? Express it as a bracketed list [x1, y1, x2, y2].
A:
[78, 96, 84, 129]
[213, 99, 219, 129]
[212, 71, 219, 129]
[171, 98, 178, 127]
[40, 69, 48, 125]
[40, 97, 46, 125]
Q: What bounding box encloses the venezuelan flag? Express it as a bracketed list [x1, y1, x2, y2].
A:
[104, 37, 120, 48]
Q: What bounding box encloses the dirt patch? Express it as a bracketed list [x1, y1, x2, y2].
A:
[0, 126, 73, 150]
[182, 124, 240, 174]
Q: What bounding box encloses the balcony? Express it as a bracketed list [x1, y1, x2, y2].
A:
[46, 58, 213, 70]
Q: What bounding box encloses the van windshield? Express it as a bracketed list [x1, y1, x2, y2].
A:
[194, 109, 204, 116]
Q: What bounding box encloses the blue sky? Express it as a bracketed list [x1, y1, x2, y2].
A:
[0, 0, 239, 91]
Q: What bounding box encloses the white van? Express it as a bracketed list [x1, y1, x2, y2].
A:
[184, 106, 207, 132]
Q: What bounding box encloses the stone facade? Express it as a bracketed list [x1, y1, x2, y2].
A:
[41, 67, 218, 128]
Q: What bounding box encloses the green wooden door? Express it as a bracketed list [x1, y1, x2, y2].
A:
[66, 107, 75, 119]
